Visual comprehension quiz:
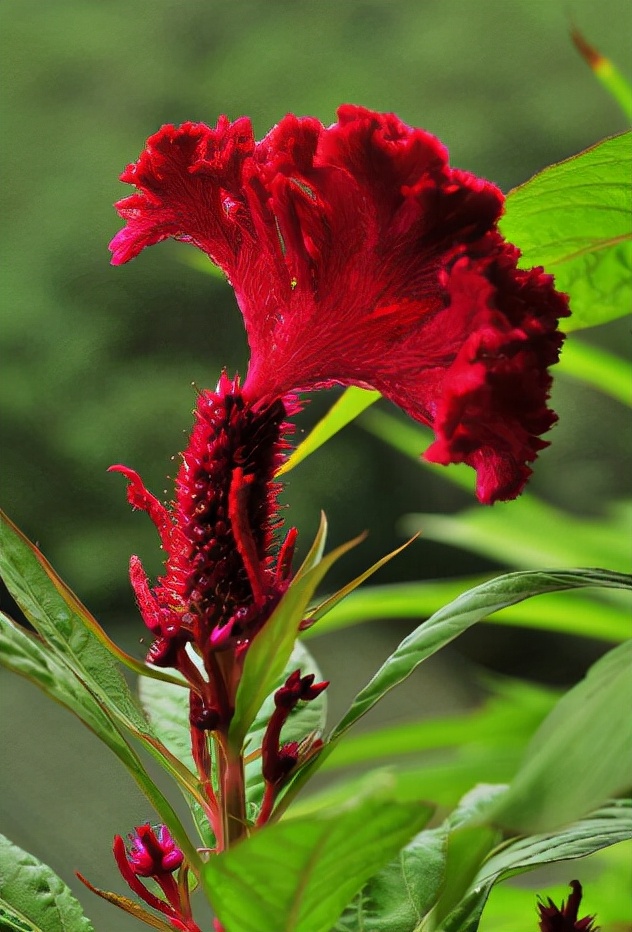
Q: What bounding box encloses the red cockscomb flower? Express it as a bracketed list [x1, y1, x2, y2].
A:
[109, 106, 569, 504]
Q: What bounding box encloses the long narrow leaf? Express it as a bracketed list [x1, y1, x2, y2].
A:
[277, 387, 380, 476]
[306, 577, 630, 641]
[330, 569, 631, 741]
[229, 532, 364, 748]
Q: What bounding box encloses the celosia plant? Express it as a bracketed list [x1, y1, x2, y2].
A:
[0, 96, 631, 932]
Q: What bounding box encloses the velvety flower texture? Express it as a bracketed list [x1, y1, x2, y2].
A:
[110, 106, 569, 504]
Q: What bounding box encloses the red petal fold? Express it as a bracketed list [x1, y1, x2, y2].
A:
[110, 106, 569, 503]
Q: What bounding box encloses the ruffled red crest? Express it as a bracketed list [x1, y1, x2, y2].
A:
[110, 106, 569, 503]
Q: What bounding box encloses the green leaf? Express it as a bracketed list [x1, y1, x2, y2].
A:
[404, 497, 632, 576]
[307, 576, 631, 642]
[500, 132, 632, 331]
[277, 387, 380, 476]
[488, 640, 632, 832]
[333, 828, 446, 932]
[557, 338, 632, 407]
[306, 537, 414, 627]
[0, 833, 95, 932]
[571, 27, 632, 119]
[322, 679, 556, 772]
[279, 569, 631, 817]
[0, 612, 140, 773]
[330, 569, 632, 742]
[294, 511, 328, 580]
[441, 800, 632, 932]
[229, 531, 363, 749]
[0, 512, 200, 870]
[202, 788, 434, 932]
[334, 785, 504, 932]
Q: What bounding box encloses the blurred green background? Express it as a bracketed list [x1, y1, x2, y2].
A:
[1, 1, 630, 930]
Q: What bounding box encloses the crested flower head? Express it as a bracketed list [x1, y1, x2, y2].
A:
[110, 106, 569, 504]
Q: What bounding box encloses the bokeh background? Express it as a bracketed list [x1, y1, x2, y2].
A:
[1, 1, 630, 930]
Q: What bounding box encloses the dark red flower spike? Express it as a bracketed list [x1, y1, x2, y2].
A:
[110, 374, 297, 682]
[537, 880, 599, 932]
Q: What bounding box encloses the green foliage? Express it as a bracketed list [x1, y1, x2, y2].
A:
[229, 523, 362, 749]
[279, 388, 380, 477]
[501, 132, 632, 331]
[138, 640, 327, 839]
[335, 798, 632, 932]
[321, 679, 556, 772]
[0, 834, 94, 932]
[0, 510, 200, 870]
[203, 786, 434, 932]
[489, 640, 632, 832]
[328, 569, 631, 741]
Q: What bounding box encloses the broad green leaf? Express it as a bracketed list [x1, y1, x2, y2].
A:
[330, 569, 632, 742]
[500, 132, 632, 331]
[280, 569, 631, 817]
[307, 577, 631, 642]
[335, 785, 505, 932]
[489, 640, 632, 832]
[322, 679, 556, 772]
[0, 833, 95, 932]
[404, 497, 632, 576]
[557, 338, 632, 407]
[0, 513, 200, 869]
[203, 789, 434, 932]
[229, 532, 363, 749]
[441, 800, 632, 932]
[277, 387, 380, 476]
[333, 828, 447, 932]
[0, 612, 141, 773]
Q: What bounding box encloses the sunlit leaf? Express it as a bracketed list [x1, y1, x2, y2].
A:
[489, 639, 632, 832]
[0, 833, 95, 932]
[501, 132, 632, 331]
[0, 512, 200, 869]
[203, 787, 433, 932]
[306, 576, 631, 642]
[558, 338, 632, 406]
[277, 387, 380, 476]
